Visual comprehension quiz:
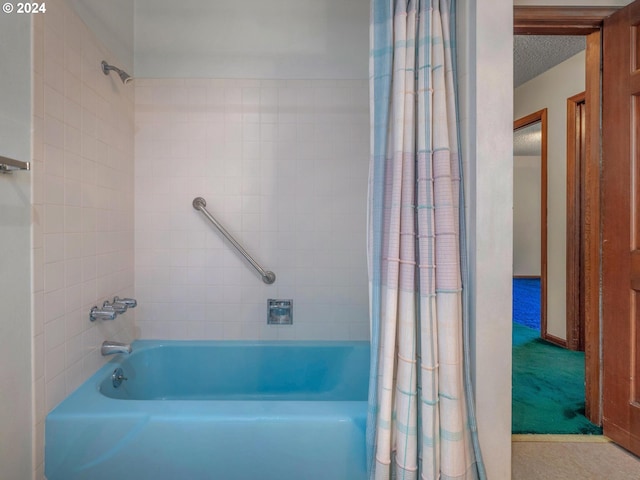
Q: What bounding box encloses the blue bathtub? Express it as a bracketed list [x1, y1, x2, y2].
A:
[45, 340, 369, 480]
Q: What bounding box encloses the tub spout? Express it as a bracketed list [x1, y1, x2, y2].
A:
[101, 341, 132, 356]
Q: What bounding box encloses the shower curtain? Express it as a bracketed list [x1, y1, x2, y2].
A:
[366, 1, 484, 479]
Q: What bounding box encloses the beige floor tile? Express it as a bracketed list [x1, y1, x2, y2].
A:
[512, 440, 640, 480]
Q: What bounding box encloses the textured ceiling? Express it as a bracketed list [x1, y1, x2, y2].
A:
[513, 35, 586, 155]
[514, 35, 585, 88]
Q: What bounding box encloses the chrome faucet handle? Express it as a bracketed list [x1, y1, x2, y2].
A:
[101, 303, 118, 314]
[114, 296, 137, 308]
[90, 306, 117, 321]
[106, 299, 128, 314]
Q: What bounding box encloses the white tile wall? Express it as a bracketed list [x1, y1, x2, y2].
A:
[32, 0, 135, 476]
[135, 79, 370, 341]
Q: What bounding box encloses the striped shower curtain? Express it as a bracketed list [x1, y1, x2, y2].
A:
[366, 1, 484, 479]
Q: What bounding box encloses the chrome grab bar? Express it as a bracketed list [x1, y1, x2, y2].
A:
[192, 197, 276, 284]
[0, 155, 30, 174]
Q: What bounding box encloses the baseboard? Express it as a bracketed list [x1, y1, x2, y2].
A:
[542, 332, 567, 348]
[513, 275, 541, 279]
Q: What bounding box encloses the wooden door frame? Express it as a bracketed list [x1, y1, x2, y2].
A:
[514, 110, 548, 348]
[567, 92, 586, 352]
[514, 6, 618, 426]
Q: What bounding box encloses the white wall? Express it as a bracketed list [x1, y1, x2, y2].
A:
[134, 0, 369, 79]
[0, 12, 33, 480]
[458, 0, 514, 477]
[67, 0, 134, 73]
[32, 0, 136, 476]
[134, 78, 370, 340]
[132, 0, 370, 341]
[513, 155, 542, 276]
[514, 51, 585, 340]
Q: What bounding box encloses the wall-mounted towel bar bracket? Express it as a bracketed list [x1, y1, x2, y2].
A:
[193, 197, 276, 284]
[0, 155, 30, 174]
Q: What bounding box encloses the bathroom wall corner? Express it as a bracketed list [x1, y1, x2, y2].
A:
[31, 0, 136, 476]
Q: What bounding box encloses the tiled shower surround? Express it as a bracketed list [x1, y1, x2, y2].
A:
[134, 79, 370, 340]
[32, 0, 135, 476]
[31, 2, 369, 476]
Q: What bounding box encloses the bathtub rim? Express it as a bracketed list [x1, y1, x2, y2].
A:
[48, 339, 371, 417]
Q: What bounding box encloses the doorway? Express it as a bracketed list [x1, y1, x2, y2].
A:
[513, 110, 546, 336]
[513, 2, 640, 458]
[511, 103, 599, 434]
[514, 35, 586, 348]
[513, 6, 610, 429]
[514, 2, 617, 432]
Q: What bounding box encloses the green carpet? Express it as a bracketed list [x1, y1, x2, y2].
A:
[512, 323, 602, 435]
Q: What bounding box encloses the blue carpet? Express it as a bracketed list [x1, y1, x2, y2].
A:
[512, 277, 601, 435]
[513, 278, 540, 331]
[512, 323, 602, 435]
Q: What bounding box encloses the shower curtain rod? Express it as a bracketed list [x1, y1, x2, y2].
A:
[0, 155, 30, 174]
[192, 197, 276, 284]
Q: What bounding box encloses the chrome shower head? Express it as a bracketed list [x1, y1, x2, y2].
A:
[101, 60, 132, 84]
